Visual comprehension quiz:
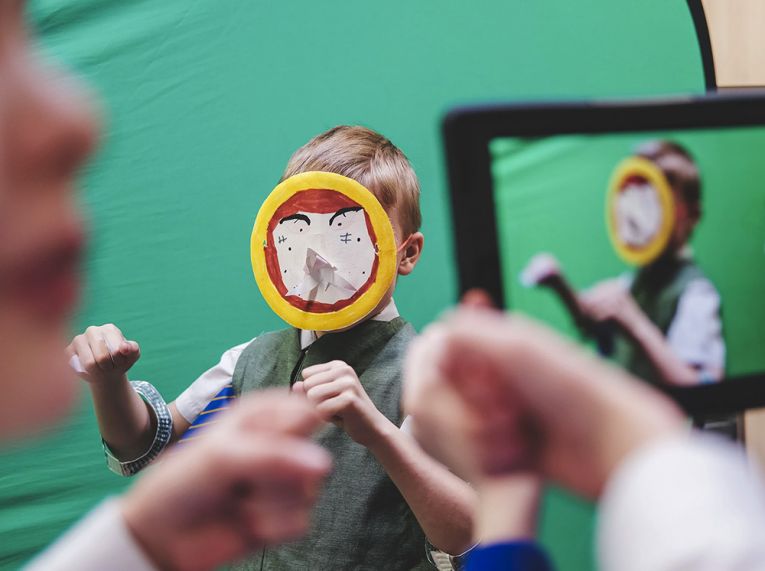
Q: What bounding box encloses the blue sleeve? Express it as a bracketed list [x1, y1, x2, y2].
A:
[464, 541, 553, 571]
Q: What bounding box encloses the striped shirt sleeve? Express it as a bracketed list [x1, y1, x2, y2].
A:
[174, 340, 254, 424]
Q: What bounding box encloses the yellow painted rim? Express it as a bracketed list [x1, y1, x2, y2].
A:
[606, 157, 676, 266]
[251, 171, 397, 331]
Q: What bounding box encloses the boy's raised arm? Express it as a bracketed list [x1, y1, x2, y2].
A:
[70, 324, 162, 461]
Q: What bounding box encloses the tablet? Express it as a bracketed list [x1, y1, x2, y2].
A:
[443, 93, 765, 416]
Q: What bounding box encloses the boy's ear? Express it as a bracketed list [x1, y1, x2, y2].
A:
[398, 232, 424, 276]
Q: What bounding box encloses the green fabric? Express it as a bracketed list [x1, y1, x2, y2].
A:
[1, 2, 705, 570]
[231, 319, 428, 571]
[612, 256, 706, 385]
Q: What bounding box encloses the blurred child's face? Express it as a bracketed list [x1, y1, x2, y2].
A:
[0, 0, 98, 442]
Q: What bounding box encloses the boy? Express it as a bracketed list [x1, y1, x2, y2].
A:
[578, 140, 725, 387]
[71, 126, 475, 570]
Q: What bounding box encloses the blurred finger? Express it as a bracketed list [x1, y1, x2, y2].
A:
[478, 420, 538, 475]
[225, 438, 331, 496]
[240, 503, 312, 547]
[247, 477, 320, 511]
[402, 326, 453, 418]
[443, 343, 505, 411]
[461, 288, 496, 309]
[229, 398, 329, 441]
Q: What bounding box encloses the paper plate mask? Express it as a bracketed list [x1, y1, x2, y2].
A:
[606, 157, 676, 266]
[251, 171, 397, 331]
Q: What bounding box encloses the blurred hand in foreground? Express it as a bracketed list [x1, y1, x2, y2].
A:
[403, 301, 684, 499]
[121, 391, 331, 571]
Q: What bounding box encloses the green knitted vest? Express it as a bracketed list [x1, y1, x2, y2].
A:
[230, 318, 430, 571]
[613, 256, 705, 385]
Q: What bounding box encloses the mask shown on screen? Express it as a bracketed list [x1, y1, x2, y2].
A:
[251, 171, 397, 331]
[606, 157, 676, 266]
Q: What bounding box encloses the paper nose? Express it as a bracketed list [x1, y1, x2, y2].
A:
[306, 248, 334, 273]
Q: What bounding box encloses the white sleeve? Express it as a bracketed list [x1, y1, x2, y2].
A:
[666, 279, 725, 379]
[598, 434, 765, 571]
[24, 499, 157, 571]
[174, 339, 254, 423]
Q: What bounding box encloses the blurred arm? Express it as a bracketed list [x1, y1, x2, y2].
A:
[24, 499, 157, 571]
[598, 433, 765, 571]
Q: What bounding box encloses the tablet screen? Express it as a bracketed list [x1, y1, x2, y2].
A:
[490, 127, 765, 386]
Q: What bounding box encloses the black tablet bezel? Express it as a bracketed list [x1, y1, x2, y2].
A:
[686, 0, 717, 91]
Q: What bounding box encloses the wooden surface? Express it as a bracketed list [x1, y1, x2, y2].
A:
[746, 408, 765, 470]
[702, 0, 765, 87]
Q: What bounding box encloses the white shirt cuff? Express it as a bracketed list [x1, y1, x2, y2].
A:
[24, 498, 157, 571]
[598, 433, 765, 571]
[175, 340, 253, 423]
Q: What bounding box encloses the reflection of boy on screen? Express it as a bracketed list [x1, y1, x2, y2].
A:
[578, 141, 725, 386]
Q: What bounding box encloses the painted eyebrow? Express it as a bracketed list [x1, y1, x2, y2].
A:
[329, 207, 362, 226]
[279, 213, 311, 225]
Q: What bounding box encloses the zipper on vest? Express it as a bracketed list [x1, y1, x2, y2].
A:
[289, 346, 310, 387]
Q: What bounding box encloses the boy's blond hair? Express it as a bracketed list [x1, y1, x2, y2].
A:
[282, 126, 422, 236]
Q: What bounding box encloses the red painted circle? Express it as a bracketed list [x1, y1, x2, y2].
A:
[264, 188, 380, 313]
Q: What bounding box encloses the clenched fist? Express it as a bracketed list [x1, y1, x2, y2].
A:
[293, 360, 391, 447]
[68, 323, 140, 384]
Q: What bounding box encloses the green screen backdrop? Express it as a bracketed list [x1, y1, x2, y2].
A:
[1, 1, 704, 569]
